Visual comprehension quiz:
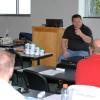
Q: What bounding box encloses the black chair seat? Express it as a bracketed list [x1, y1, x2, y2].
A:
[57, 56, 85, 69]
[23, 70, 50, 92]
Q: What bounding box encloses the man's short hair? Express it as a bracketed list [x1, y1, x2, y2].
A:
[72, 14, 82, 21]
[0, 50, 15, 69]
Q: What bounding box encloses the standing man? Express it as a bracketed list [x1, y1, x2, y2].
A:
[0, 50, 25, 100]
[59, 14, 93, 61]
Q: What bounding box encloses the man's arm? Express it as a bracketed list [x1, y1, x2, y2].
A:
[61, 38, 68, 58]
[75, 29, 92, 44]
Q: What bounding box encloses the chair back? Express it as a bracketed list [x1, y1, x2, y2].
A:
[23, 70, 49, 92]
[67, 85, 100, 100]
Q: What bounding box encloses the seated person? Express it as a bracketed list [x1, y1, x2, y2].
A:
[0, 50, 25, 100]
[75, 39, 100, 87]
[59, 14, 93, 62]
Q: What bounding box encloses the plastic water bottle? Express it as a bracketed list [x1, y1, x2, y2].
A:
[37, 91, 45, 100]
[61, 84, 68, 100]
[29, 43, 36, 55]
[40, 48, 45, 56]
[25, 43, 30, 54]
[35, 46, 40, 56]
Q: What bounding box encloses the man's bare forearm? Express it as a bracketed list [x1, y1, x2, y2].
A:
[75, 28, 92, 44]
[79, 32, 92, 44]
[61, 39, 68, 53]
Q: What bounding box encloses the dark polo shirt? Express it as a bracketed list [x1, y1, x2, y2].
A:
[63, 24, 93, 51]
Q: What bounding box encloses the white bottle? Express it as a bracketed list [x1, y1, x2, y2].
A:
[35, 46, 40, 56]
[29, 43, 36, 55]
[25, 43, 30, 54]
[40, 48, 45, 56]
[37, 91, 45, 100]
[61, 84, 68, 100]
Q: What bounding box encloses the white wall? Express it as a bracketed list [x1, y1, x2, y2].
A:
[31, 0, 100, 39]
[31, 0, 78, 27]
[0, 0, 99, 39]
[0, 16, 31, 39]
[83, 18, 100, 39]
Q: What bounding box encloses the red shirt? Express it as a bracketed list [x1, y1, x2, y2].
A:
[76, 54, 100, 87]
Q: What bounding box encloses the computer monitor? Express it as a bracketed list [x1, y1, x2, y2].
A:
[46, 19, 63, 27]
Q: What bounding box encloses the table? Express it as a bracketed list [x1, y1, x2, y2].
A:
[14, 86, 52, 98]
[19, 65, 75, 83]
[17, 52, 53, 65]
[0, 43, 24, 48]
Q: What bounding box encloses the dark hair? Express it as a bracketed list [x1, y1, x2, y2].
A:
[72, 14, 82, 21]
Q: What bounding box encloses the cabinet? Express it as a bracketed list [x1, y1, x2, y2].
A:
[32, 26, 64, 67]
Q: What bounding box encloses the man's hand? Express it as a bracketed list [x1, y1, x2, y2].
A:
[75, 28, 82, 36]
[63, 51, 69, 59]
[75, 28, 92, 44]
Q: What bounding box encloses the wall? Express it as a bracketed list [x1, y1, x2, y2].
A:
[0, 16, 31, 39]
[31, 0, 100, 39]
[0, 0, 78, 39]
[0, 0, 99, 39]
[83, 18, 100, 39]
[31, 0, 78, 27]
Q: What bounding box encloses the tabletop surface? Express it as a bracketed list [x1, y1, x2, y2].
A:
[0, 43, 24, 48]
[14, 86, 52, 98]
[17, 52, 53, 59]
[18, 65, 75, 82]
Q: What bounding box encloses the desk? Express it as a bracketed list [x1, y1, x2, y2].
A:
[14, 86, 52, 98]
[0, 43, 24, 48]
[17, 52, 53, 65]
[19, 65, 75, 83]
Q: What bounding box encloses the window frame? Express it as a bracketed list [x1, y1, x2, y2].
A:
[0, 0, 31, 16]
[84, 0, 100, 18]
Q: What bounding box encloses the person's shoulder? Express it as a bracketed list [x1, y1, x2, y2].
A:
[77, 57, 89, 66]
[65, 25, 74, 30]
[82, 24, 91, 30]
[7, 85, 25, 100]
[0, 84, 25, 100]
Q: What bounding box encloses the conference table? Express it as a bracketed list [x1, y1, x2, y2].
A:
[0, 43, 25, 48]
[17, 52, 53, 65]
[18, 65, 75, 83]
[14, 86, 52, 98]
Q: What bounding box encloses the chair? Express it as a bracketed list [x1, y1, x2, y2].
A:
[8, 49, 24, 85]
[57, 56, 85, 69]
[23, 70, 50, 92]
[19, 32, 32, 41]
[67, 85, 100, 100]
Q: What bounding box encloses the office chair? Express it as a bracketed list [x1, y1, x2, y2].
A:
[10, 49, 24, 85]
[7, 49, 23, 85]
[19, 32, 32, 41]
[23, 70, 50, 92]
[57, 56, 85, 69]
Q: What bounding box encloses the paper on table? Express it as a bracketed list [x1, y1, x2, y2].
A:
[39, 69, 64, 76]
[44, 94, 61, 100]
[24, 96, 37, 100]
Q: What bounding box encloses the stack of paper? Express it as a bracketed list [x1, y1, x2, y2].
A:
[44, 94, 61, 100]
[39, 69, 64, 76]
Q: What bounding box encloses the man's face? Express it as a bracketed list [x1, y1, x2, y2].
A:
[72, 18, 82, 29]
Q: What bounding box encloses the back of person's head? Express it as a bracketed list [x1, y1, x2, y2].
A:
[0, 50, 15, 81]
[72, 14, 82, 21]
[92, 39, 100, 54]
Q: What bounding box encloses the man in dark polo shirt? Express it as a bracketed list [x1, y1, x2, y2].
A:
[59, 14, 93, 61]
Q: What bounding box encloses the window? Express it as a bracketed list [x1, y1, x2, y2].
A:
[19, 0, 31, 14]
[79, 0, 100, 17]
[0, 0, 31, 15]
